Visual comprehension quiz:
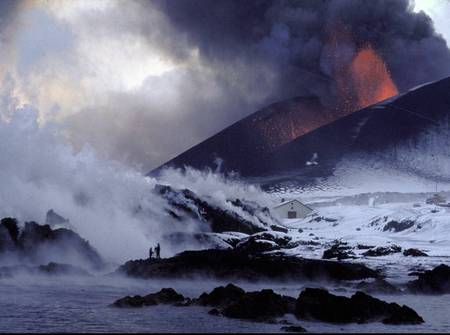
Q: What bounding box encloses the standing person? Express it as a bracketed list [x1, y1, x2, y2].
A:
[148, 247, 153, 259]
[155, 243, 161, 259]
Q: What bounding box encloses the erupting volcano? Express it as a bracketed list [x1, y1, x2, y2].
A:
[350, 46, 399, 109]
[151, 39, 404, 177]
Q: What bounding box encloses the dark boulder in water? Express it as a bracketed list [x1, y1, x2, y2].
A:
[113, 283, 297, 323]
[221, 289, 296, 321]
[112, 295, 147, 308]
[295, 288, 423, 324]
[382, 305, 426, 325]
[208, 308, 221, 316]
[193, 284, 295, 322]
[117, 249, 379, 282]
[407, 264, 450, 294]
[194, 283, 245, 307]
[112, 288, 186, 308]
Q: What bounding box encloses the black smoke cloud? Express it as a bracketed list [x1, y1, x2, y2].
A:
[17, 0, 450, 172]
[152, 0, 450, 103]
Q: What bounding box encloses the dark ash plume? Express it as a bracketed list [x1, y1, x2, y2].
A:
[42, 0, 450, 171]
[152, 0, 450, 108]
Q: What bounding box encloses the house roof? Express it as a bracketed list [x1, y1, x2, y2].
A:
[273, 198, 313, 210]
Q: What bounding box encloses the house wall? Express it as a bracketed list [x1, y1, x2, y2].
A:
[274, 201, 312, 219]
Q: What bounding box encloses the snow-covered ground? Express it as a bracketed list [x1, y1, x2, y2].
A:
[277, 194, 450, 282]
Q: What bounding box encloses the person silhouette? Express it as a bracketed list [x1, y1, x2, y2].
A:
[148, 247, 153, 259]
[155, 243, 161, 259]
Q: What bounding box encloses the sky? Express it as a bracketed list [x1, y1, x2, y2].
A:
[0, 0, 449, 172]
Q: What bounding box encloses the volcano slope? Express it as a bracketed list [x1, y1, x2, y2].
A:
[152, 77, 450, 184]
[150, 96, 338, 176]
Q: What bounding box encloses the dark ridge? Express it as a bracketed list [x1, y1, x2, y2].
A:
[116, 249, 379, 282]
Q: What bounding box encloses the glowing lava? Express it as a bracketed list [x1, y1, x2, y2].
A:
[255, 41, 399, 153]
[350, 46, 399, 109]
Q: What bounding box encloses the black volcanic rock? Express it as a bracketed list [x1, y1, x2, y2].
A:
[383, 220, 415, 232]
[112, 295, 147, 308]
[152, 77, 450, 184]
[295, 288, 423, 324]
[234, 232, 292, 254]
[116, 249, 378, 282]
[407, 264, 450, 294]
[18, 222, 104, 270]
[362, 245, 402, 257]
[1, 218, 19, 245]
[155, 184, 268, 234]
[0, 223, 16, 252]
[193, 284, 295, 322]
[235, 238, 279, 254]
[195, 284, 245, 307]
[322, 242, 355, 260]
[112, 288, 185, 308]
[113, 283, 298, 324]
[382, 305, 426, 325]
[221, 289, 296, 321]
[0, 218, 104, 271]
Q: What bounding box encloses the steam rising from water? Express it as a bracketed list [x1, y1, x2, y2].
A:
[0, 107, 272, 264]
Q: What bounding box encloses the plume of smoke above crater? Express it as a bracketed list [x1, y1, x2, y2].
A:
[78, 0, 450, 169]
[152, 0, 450, 104]
[0, 0, 449, 171]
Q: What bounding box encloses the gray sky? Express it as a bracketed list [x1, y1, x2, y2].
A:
[0, 0, 449, 171]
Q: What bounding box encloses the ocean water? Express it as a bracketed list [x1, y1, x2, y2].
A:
[0, 276, 448, 333]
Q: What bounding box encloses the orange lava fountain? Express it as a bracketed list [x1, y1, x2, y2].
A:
[255, 39, 399, 153]
[349, 46, 398, 109]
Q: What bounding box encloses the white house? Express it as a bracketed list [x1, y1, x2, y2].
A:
[273, 199, 313, 219]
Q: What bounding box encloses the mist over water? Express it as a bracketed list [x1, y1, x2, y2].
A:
[0, 107, 274, 264]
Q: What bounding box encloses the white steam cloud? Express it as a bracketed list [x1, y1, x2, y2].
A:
[0, 106, 274, 264]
